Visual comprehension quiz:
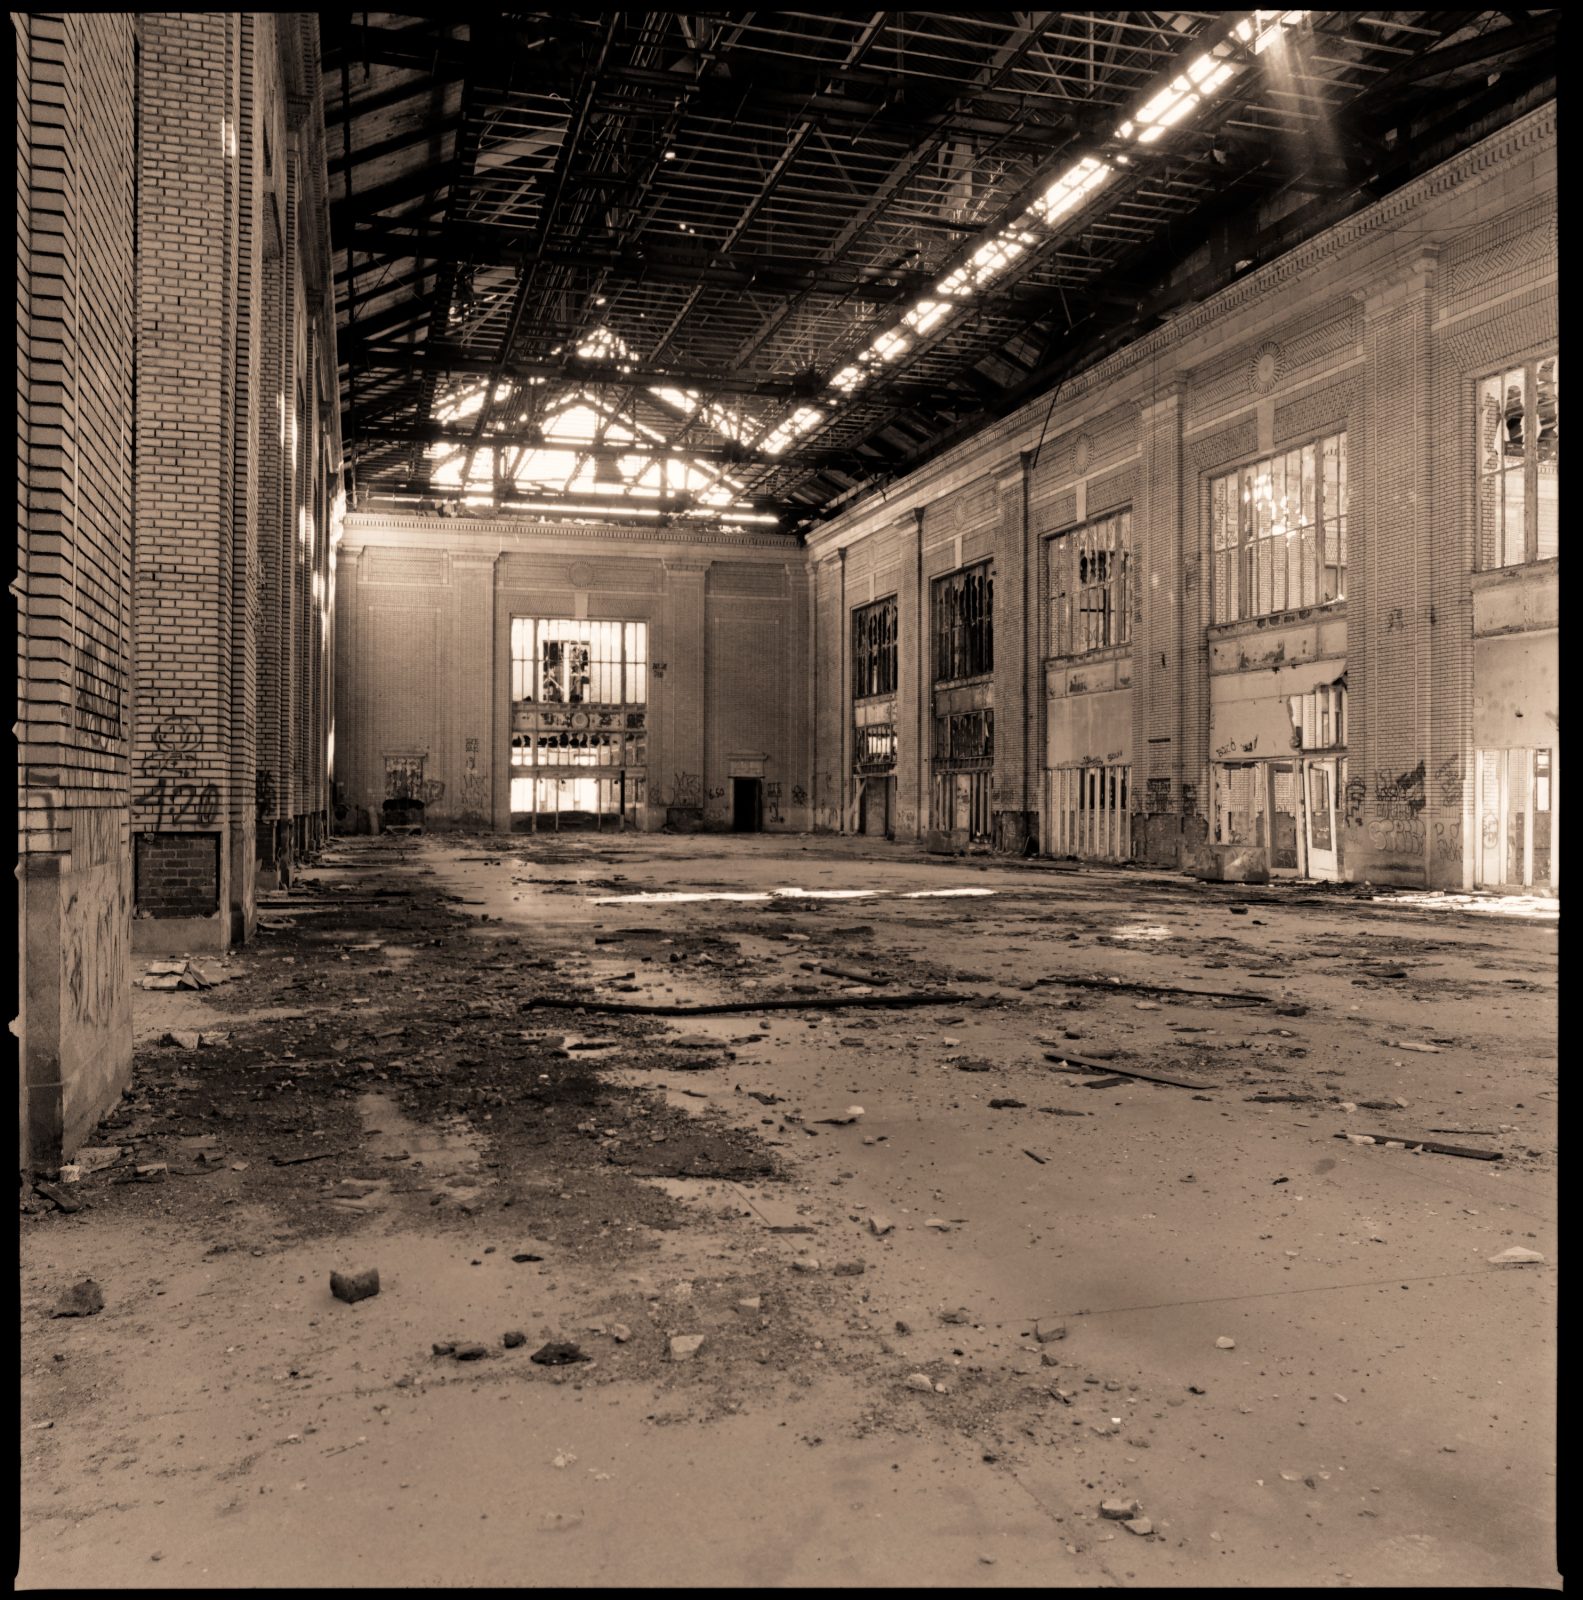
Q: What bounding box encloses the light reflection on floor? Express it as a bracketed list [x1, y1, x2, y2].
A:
[589, 886, 997, 905]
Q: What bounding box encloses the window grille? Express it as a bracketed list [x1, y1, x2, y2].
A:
[1211, 434, 1346, 623]
[1478, 355, 1558, 568]
[1048, 509, 1132, 656]
[932, 561, 994, 682]
[854, 723, 897, 773]
[851, 597, 898, 699]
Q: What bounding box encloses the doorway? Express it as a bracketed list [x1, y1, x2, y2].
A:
[860, 776, 893, 838]
[1269, 761, 1300, 872]
[731, 777, 763, 833]
[1304, 758, 1340, 881]
[1476, 747, 1556, 891]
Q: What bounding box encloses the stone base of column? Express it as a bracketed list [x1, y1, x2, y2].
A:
[132, 912, 230, 956]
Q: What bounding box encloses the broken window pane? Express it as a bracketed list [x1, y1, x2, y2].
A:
[1211, 434, 1345, 623]
[1478, 356, 1557, 568]
[852, 597, 899, 698]
[932, 561, 994, 682]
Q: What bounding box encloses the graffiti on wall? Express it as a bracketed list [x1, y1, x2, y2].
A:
[255, 767, 276, 815]
[671, 771, 703, 808]
[1343, 777, 1366, 827]
[1434, 755, 1464, 808]
[136, 714, 219, 829]
[62, 873, 129, 1028]
[1367, 817, 1424, 856]
[458, 737, 487, 817]
[385, 757, 445, 806]
[1373, 761, 1426, 821]
[1432, 819, 1461, 863]
[765, 781, 783, 824]
[791, 784, 807, 807]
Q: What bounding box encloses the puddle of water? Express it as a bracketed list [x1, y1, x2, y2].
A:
[377, 944, 420, 969]
[1371, 891, 1558, 921]
[592, 891, 773, 905]
[1111, 923, 1173, 941]
[589, 886, 985, 905]
[356, 1092, 486, 1189]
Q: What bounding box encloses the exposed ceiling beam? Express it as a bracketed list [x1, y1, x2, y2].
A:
[328, 112, 464, 176]
[352, 421, 765, 462]
[346, 346, 812, 397]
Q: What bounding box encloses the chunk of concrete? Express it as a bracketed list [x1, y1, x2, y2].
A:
[330, 1268, 380, 1304]
[51, 1279, 105, 1318]
[1487, 1246, 1545, 1266]
[669, 1333, 706, 1361]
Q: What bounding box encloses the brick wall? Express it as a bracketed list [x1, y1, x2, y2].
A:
[134, 833, 221, 918]
[132, 12, 241, 932]
[16, 11, 138, 1168]
[132, 15, 339, 915]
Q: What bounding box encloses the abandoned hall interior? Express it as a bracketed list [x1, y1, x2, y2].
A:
[17, 10, 1559, 1590]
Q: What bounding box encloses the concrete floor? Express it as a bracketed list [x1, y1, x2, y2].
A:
[19, 833, 1559, 1588]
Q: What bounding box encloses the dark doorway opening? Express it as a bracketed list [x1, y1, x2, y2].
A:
[732, 777, 763, 833]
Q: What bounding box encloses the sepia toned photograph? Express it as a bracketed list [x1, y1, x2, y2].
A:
[17, 10, 1557, 1588]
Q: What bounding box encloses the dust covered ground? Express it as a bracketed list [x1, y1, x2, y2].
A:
[18, 832, 1559, 1587]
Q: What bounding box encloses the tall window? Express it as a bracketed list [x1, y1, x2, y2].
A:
[1478, 355, 1559, 568]
[852, 597, 898, 698]
[932, 560, 994, 682]
[1211, 433, 1347, 624]
[1049, 509, 1132, 656]
[510, 619, 647, 705]
[509, 619, 648, 822]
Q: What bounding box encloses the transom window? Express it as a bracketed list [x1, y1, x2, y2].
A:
[1211, 433, 1347, 624]
[852, 597, 898, 699]
[932, 560, 994, 683]
[1478, 355, 1558, 568]
[1048, 509, 1132, 656]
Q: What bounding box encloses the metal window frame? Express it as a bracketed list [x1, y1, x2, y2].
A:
[1211, 432, 1346, 624]
[1047, 507, 1132, 657]
[1477, 352, 1559, 570]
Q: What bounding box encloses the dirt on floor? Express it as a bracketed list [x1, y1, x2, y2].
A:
[19, 831, 1559, 1588]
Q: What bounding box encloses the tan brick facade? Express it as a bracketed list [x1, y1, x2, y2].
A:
[334, 517, 810, 836]
[16, 13, 340, 1167]
[807, 105, 1558, 894]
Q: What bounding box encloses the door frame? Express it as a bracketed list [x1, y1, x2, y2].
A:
[1302, 756, 1340, 881]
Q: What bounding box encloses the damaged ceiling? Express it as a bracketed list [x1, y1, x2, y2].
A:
[324, 9, 1557, 535]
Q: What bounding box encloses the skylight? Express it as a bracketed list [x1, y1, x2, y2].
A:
[760, 406, 825, 456]
[816, 11, 1293, 411]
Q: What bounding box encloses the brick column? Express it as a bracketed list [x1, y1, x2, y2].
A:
[132, 13, 246, 952]
[785, 558, 813, 830]
[1136, 385, 1189, 863]
[893, 513, 924, 841]
[17, 13, 138, 1166]
[1350, 252, 1439, 886]
[991, 458, 1033, 851]
[661, 560, 708, 826]
[451, 555, 496, 828]
[837, 547, 851, 830]
[228, 12, 262, 940]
